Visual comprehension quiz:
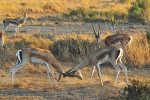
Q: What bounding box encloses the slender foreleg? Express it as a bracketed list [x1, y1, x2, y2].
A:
[44, 62, 58, 86]
[89, 66, 96, 83]
[96, 63, 103, 86]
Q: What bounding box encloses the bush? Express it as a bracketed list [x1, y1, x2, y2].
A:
[128, 5, 142, 22]
[126, 80, 150, 100]
[118, 0, 132, 4]
[64, 8, 128, 22]
[128, 0, 150, 23]
[49, 37, 98, 62]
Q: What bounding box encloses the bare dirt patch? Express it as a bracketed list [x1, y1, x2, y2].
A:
[0, 67, 149, 100]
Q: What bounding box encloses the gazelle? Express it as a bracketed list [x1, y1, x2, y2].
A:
[5, 47, 65, 86]
[64, 45, 128, 86]
[89, 24, 132, 83]
[2, 13, 27, 34]
[0, 31, 6, 47]
[92, 24, 132, 47]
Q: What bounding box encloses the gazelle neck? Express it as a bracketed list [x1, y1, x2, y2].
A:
[51, 61, 65, 74]
[21, 15, 27, 25]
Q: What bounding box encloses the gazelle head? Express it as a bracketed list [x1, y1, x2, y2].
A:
[21, 13, 27, 18]
[92, 24, 101, 43]
[63, 68, 83, 80]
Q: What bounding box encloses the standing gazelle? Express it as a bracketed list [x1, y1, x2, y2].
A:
[5, 48, 65, 86]
[0, 31, 6, 47]
[90, 24, 132, 83]
[64, 45, 128, 86]
[2, 13, 27, 34]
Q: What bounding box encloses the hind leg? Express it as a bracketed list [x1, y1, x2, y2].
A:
[89, 66, 96, 83]
[118, 60, 128, 84]
[96, 63, 103, 86]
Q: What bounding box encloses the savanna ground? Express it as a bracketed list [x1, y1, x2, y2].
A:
[0, 0, 150, 100]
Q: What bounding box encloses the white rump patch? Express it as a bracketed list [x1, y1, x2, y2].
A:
[16, 50, 22, 63]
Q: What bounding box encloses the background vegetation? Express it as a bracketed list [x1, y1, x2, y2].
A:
[0, 0, 149, 23]
[0, 0, 150, 99]
[1, 33, 149, 69]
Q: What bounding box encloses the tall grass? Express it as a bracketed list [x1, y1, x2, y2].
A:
[0, 0, 131, 22]
[63, 8, 128, 22]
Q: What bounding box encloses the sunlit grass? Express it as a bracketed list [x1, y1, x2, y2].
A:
[0, 0, 131, 22]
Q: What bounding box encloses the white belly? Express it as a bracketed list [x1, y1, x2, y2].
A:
[9, 23, 17, 27]
[30, 57, 45, 64]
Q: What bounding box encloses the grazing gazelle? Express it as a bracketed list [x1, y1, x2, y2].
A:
[64, 45, 128, 86]
[5, 48, 65, 86]
[2, 13, 27, 34]
[0, 31, 6, 47]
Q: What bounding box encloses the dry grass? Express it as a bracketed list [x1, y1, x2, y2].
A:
[0, 0, 131, 22]
[0, 1, 149, 99]
[1, 32, 149, 69]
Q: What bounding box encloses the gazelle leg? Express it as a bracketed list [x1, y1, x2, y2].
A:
[118, 60, 128, 84]
[78, 70, 83, 80]
[44, 62, 51, 82]
[15, 27, 18, 35]
[112, 63, 120, 86]
[12, 69, 15, 86]
[17, 27, 19, 34]
[57, 72, 61, 82]
[44, 62, 58, 86]
[3, 26, 8, 32]
[5, 60, 28, 86]
[96, 63, 103, 86]
[89, 66, 96, 83]
[5, 69, 12, 85]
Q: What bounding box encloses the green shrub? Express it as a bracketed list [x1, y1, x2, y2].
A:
[128, 5, 142, 22]
[128, 0, 150, 23]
